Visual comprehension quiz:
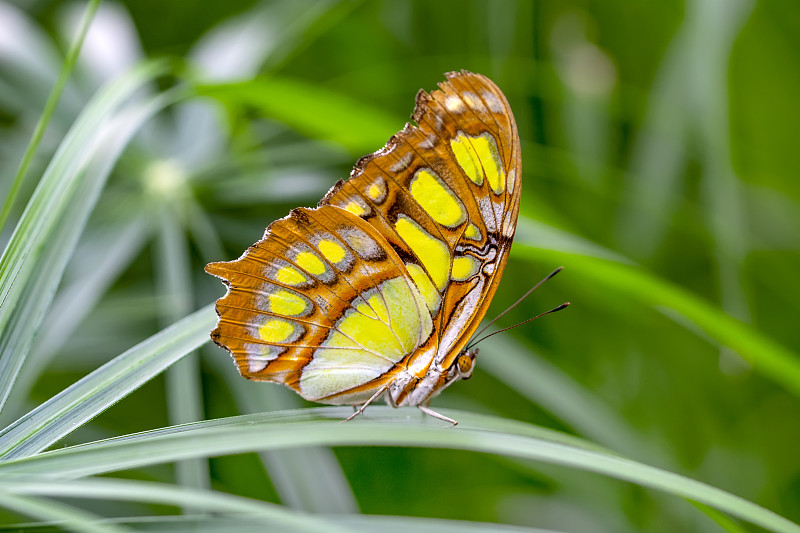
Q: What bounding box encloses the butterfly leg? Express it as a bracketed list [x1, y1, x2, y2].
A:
[342, 383, 390, 422]
[418, 404, 458, 426]
[383, 391, 398, 408]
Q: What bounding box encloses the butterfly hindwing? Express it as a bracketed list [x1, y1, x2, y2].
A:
[206, 205, 434, 404]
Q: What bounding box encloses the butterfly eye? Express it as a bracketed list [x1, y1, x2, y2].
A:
[456, 352, 476, 380]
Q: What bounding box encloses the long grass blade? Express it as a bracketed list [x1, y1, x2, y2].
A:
[0, 59, 167, 310]
[0, 408, 795, 533]
[0, 304, 215, 460]
[478, 336, 656, 461]
[689, 0, 756, 368]
[204, 349, 358, 514]
[0, 61, 171, 412]
[218, 364, 359, 514]
[514, 221, 800, 397]
[0, 0, 101, 232]
[3, 478, 352, 533]
[2, 478, 562, 532]
[196, 77, 398, 155]
[613, 30, 689, 258]
[0, 216, 151, 427]
[156, 207, 209, 496]
[0, 488, 128, 533]
[331, 515, 564, 533]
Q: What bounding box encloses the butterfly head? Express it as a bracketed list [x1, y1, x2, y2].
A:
[452, 347, 479, 381]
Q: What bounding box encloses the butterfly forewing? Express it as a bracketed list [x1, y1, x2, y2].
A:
[321, 71, 521, 371]
[208, 70, 521, 407]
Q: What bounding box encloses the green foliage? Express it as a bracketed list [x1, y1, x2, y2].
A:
[1, 0, 799, 531]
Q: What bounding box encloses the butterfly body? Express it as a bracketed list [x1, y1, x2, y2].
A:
[207, 71, 521, 419]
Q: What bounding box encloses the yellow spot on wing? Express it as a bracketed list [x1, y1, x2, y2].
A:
[276, 266, 305, 285]
[464, 223, 481, 240]
[259, 319, 295, 342]
[395, 215, 450, 291]
[318, 239, 345, 263]
[471, 133, 505, 194]
[451, 131, 506, 194]
[452, 255, 480, 281]
[344, 201, 366, 216]
[295, 251, 325, 276]
[406, 263, 440, 312]
[366, 177, 387, 203]
[269, 290, 307, 316]
[451, 135, 482, 185]
[409, 169, 466, 228]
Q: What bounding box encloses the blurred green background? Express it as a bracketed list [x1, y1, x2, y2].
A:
[1, 0, 799, 531]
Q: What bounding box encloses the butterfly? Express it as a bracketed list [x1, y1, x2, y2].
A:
[206, 70, 521, 424]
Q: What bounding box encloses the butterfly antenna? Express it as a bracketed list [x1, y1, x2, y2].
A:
[467, 301, 570, 349]
[472, 266, 564, 340]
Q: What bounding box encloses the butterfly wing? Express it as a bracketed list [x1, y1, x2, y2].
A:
[208, 70, 521, 407]
[321, 70, 522, 373]
[206, 205, 436, 405]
